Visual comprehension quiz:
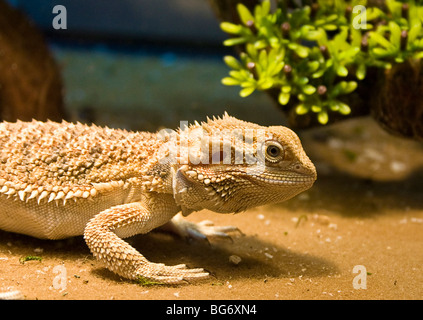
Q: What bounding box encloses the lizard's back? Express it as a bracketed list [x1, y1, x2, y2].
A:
[0, 120, 159, 239]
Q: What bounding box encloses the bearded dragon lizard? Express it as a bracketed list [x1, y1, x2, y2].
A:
[0, 113, 316, 284]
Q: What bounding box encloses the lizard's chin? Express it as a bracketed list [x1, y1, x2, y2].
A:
[173, 166, 316, 215]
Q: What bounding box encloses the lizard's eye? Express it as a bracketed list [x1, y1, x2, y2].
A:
[264, 141, 284, 163]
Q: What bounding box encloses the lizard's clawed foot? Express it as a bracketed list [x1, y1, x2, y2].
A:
[185, 220, 241, 243]
[136, 262, 210, 285]
[161, 213, 243, 244]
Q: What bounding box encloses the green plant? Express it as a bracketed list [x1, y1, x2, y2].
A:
[19, 255, 42, 263]
[220, 0, 423, 125]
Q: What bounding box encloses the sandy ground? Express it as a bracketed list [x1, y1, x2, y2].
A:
[0, 117, 422, 300]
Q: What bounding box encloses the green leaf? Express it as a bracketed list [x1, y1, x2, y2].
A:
[300, 25, 315, 37]
[312, 69, 326, 78]
[356, 64, 366, 80]
[220, 22, 243, 35]
[323, 24, 338, 31]
[366, 7, 385, 21]
[221, 77, 240, 86]
[372, 47, 389, 56]
[303, 85, 316, 95]
[288, 43, 309, 58]
[394, 56, 404, 63]
[295, 104, 309, 115]
[258, 78, 273, 90]
[296, 46, 309, 58]
[338, 47, 360, 61]
[338, 102, 351, 115]
[259, 25, 269, 38]
[267, 48, 279, 65]
[269, 37, 281, 48]
[254, 2, 263, 22]
[269, 62, 285, 76]
[331, 80, 357, 97]
[318, 111, 329, 125]
[246, 43, 258, 58]
[240, 80, 256, 88]
[254, 40, 268, 49]
[408, 22, 422, 43]
[261, 0, 270, 17]
[326, 14, 339, 22]
[281, 85, 291, 93]
[329, 101, 339, 111]
[223, 56, 242, 70]
[343, 81, 358, 94]
[388, 21, 401, 47]
[279, 92, 291, 105]
[297, 77, 309, 85]
[240, 86, 255, 97]
[337, 65, 348, 77]
[223, 37, 247, 46]
[386, 0, 402, 18]
[307, 61, 320, 73]
[306, 30, 324, 41]
[370, 32, 393, 49]
[258, 50, 268, 69]
[237, 3, 254, 26]
[229, 70, 248, 81]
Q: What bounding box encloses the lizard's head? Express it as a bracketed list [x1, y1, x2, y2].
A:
[171, 113, 316, 215]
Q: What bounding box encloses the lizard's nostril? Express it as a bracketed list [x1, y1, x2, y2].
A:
[293, 163, 316, 178]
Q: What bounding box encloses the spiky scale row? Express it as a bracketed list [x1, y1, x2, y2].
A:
[0, 179, 98, 205]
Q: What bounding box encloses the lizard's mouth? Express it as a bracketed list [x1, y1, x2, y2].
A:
[180, 165, 316, 187]
[251, 172, 316, 186]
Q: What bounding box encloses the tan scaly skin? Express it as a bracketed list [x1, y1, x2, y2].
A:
[0, 113, 316, 284]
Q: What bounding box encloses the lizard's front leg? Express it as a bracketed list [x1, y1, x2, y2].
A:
[83, 199, 209, 284]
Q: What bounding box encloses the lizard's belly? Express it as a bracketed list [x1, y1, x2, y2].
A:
[0, 192, 131, 239]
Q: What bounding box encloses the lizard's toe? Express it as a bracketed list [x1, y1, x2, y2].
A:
[166, 215, 243, 243]
[136, 263, 210, 285]
[189, 220, 242, 242]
